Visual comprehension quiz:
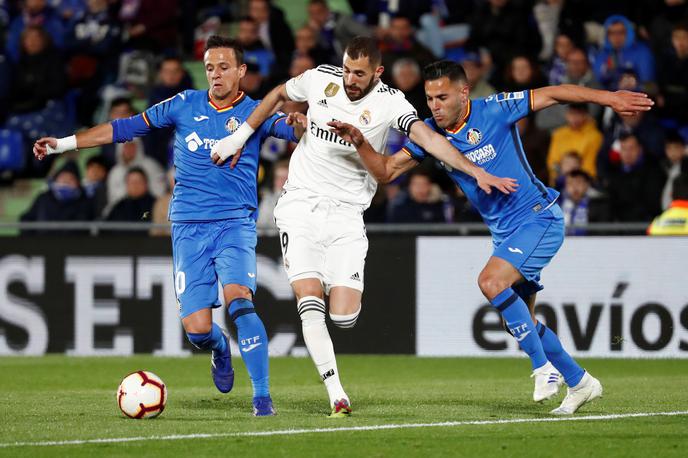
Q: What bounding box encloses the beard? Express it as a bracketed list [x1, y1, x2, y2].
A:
[344, 77, 378, 101]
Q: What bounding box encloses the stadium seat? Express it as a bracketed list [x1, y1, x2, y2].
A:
[0, 129, 24, 172]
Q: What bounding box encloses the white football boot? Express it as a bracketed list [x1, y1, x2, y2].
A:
[531, 361, 562, 402]
[551, 372, 603, 415]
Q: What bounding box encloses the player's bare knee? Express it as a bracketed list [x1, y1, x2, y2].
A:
[293, 280, 324, 301]
[182, 313, 212, 335]
[223, 283, 252, 305]
[477, 272, 509, 300]
[330, 304, 361, 329]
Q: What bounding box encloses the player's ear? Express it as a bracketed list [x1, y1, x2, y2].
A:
[238, 63, 247, 79]
[374, 65, 384, 80]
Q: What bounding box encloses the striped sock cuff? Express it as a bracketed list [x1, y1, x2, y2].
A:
[297, 295, 326, 317]
[330, 308, 360, 329]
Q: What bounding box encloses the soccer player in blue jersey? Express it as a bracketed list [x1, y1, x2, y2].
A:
[32, 36, 305, 416]
[328, 60, 653, 414]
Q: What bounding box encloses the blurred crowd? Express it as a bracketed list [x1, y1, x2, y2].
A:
[1, 0, 687, 233]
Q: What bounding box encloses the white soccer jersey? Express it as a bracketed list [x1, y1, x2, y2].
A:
[284, 64, 420, 208]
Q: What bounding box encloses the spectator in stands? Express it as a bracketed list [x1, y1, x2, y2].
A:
[6, 0, 65, 61]
[119, 0, 178, 54]
[82, 154, 109, 218]
[657, 22, 688, 126]
[558, 170, 610, 234]
[648, 173, 688, 235]
[388, 170, 446, 223]
[553, 150, 583, 191]
[547, 103, 603, 185]
[307, 0, 370, 59]
[257, 159, 289, 229]
[150, 168, 175, 236]
[468, 0, 540, 87]
[503, 54, 547, 93]
[460, 50, 495, 99]
[517, 114, 551, 185]
[100, 97, 135, 167]
[592, 15, 655, 90]
[64, 0, 122, 125]
[241, 62, 269, 100]
[415, 0, 473, 59]
[391, 58, 430, 120]
[145, 57, 193, 167]
[20, 160, 94, 233]
[237, 16, 276, 77]
[248, 0, 294, 72]
[106, 167, 155, 222]
[294, 25, 332, 65]
[547, 32, 575, 86]
[661, 131, 688, 210]
[107, 138, 165, 207]
[9, 25, 66, 114]
[533, 0, 565, 62]
[606, 133, 665, 222]
[537, 47, 603, 131]
[379, 15, 435, 84]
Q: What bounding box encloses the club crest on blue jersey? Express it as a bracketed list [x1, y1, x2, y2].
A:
[225, 117, 241, 133]
[467, 128, 482, 145]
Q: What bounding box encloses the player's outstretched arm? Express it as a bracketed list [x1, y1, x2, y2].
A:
[33, 123, 114, 161]
[328, 121, 417, 184]
[408, 122, 518, 195]
[211, 84, 292, 165]
[532, 84, 654, 116]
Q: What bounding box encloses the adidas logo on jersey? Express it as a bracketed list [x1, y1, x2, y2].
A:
[350, 272, 360, 281]
[318, 99, 328, 107]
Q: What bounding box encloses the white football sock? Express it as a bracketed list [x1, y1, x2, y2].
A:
[297, 296, 347, 406]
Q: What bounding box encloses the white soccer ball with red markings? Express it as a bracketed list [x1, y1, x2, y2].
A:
[116, 370, 167, 419]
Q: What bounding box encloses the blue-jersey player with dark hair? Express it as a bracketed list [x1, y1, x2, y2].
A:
[328, 60, 653, 414]
[33, 36, 305, 416]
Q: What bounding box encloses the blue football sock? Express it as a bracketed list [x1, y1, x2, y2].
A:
[186, 323, 227, 353]
[536, 322, 585, 387]
[491, 288, 548, 370]
[229, 298, 270, 398]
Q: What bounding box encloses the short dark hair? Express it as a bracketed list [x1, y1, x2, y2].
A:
[126, 166, 148, 183]
[86, 154, 108, 170]
[566, 169, 591, 182]
[619, 131, 639, 143]
[344, 36, 381, 66]
[665, 130, 686, 146]
[309, 0, 329, 7]
[567, 102, 589, 113]
[422, 60, 468, 84]
[205, 35, 244, 65]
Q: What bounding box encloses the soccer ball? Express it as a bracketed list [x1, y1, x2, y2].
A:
[116, 370, 167, 419]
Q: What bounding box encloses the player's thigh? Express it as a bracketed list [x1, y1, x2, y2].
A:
[329, 286, 362, 315]
[323, 212, 368, 295]
[172, 222, 220, 319]
[492, 208, 564, 285]
[213, 218, 258, 294]
[274, 194, 325, 282]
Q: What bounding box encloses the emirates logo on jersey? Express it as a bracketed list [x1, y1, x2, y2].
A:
[225, 117, 241, 133]
[466, 128, 482, 145]
[359, 109, 371, 125]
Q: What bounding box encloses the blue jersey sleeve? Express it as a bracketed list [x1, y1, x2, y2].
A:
[482, 90, 533, 125]
[400, 118, 437, 162]
[111, 114, 151, 143]
[142, 91, 188, 129]
[263, 112, 298, 142]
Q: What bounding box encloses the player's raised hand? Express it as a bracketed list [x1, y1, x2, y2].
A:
[286, 112, 307, 128]
[33, 137, 58, 160]
[327, 121, 365, 147]
[608, 90, 654, 117]
[474, 169, 519, 195]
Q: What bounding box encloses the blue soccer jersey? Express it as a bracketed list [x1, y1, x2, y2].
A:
[141, 90, 297, 222]
[403, 90, 559, 242]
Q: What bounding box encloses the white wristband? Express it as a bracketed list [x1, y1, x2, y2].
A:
[233, 122, 255, 146]
[46, 135, 78, 155]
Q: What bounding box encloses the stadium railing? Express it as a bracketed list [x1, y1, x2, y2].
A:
[0, 221, 652, 236]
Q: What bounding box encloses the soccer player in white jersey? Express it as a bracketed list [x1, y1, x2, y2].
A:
[211, 36, 517, 416]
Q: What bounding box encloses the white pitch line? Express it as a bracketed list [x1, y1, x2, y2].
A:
[2, 410, 687, 448]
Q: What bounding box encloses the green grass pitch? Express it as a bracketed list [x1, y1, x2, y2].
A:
[1, 356, 687, 457]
